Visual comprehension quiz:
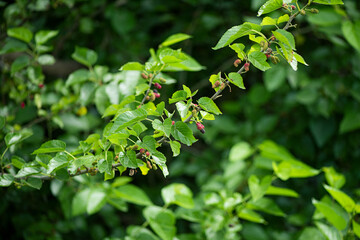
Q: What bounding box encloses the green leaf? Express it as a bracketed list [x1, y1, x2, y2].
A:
[87, 188, 107, 215]
[342, 20, 360, 52]
[47, 153, 69, 174]
[298, 227, 326, 240]
[258, 140, 295, 161]
[32, 140, 66, 154]
[5, 129, 33, 147]
[169, 90, 187, 104]
[273, 29, 296, 50]
[160, 33, 192, 47]
[127, 226, 161, 240]
[143, 206, 176, 240]
[25, 178, 42, 190]
[313, 0, 344, 5]
[277, 14, 290, 24]
[200, 111, 215, 120]
[159, 48, 187, 64]
[228, 72, 245, 89]
[37, 54, 55, 65]
[273, 159, 320, 180]
[135, 83, 149, 96]
[66, 69, 90, 86]
[110, 108, 147, 133]
[120, 62, 145, 71]
[229, 43, 246, 60]
[264, 64, 286, 92]
[258, 0, 283, 16]
[261, 16, 277, 26]
[71, 46, 97, 67]
[237, 207, 266, 224]
[198, 97, 222, 115]
[229, 141, 253, 162]
[0, 174, 14, 187]
[312, 198, 348, 230]
[12, 156, 25, 169]
[7, 27, 33, 43]
[72, 188, 90, 216]
[324, 185, 355, 213]
[213, 22, 262, 50]
[265, 186, 299, 198]
[0, 39, 28, 54]
[162, 52, 204, 72]
[247, 197, 285, 217]
[35, 30, 58, 45]
[248, 175, 272, 201]
[315, 221, 341, 240]
[161, 183, 194, 209]
[353, 220, 360, 238]
[339, 111, 360, 134]
[11, 55, 30, 74]
[248, 51, 271, 71]
[113, 184, 153, 206]
[294, 52, 308, 66]
[169, 141, 181, 157]
[323, 167, 346, 189]
[0, 116, 5, 129]
[176, 101, 190, 119]
[171, 122, 196, 146]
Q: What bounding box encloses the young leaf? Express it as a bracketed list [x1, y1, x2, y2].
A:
[7, 27, 33, 43]
[277, 14, 290, 24]
[159, 33, 192, 47]
[229, 43, 246, 60]
[248, 51, 271, 71]
[324, 184, 356, 213]
[228, 72, 245, 89]
[161, 183, 194, 209]
[198, 97, 222, 115]
[32, 140, 66, 154]
[35, 30, 59, 45]
[213, 22, 262, 50]
[169, 90, 187, 104]
[120, 62, 145, 71]
[143, 206, 176, 240]
[261, 17, 277, 26]
[258, 0, 283, 17]
[71, 46, 98, 67]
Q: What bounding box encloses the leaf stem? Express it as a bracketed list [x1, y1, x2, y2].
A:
[0, 147, 9, 174]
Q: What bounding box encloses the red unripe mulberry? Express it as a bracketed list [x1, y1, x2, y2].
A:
[196, 122, 205, 134]
[154, 83, 162, 89]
